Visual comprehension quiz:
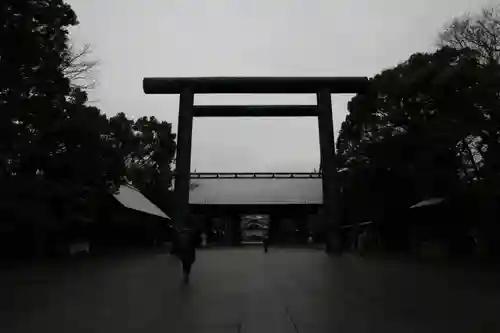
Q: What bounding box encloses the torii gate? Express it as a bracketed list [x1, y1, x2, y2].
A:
[143, 77, 368, 253]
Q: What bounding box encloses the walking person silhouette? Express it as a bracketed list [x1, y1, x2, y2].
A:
[176, 228, 196, 284]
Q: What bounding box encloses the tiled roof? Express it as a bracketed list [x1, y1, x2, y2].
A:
[114, 185, 170, 219]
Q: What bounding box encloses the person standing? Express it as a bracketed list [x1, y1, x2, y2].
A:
[201, 232, 207, 247]
[177, 228, 196, 284]
[263, 233, 269, 253]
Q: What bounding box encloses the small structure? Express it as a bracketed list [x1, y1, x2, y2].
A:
[407, 197, 476, 257]
[241, 215, 269, 243]
[92, 184, 172, 248]
[409, 198, 445, 209]
[113, 184, 170, 219]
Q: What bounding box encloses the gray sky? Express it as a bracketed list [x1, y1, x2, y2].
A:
[67, 0, 498, 172]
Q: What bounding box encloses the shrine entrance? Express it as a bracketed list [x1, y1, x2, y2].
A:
[143, 77, 368, 253]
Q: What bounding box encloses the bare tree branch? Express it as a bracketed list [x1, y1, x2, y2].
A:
[439, 5, 500, 64]
[61, 43, 98, 89]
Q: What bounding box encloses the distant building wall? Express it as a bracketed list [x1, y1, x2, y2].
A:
[189, 178, 322, 205]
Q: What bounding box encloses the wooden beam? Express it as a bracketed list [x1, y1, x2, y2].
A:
[192, 105, 319, 117]
[143, 76, 369, 94]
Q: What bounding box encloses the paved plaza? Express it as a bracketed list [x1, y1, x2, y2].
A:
[1, 248, 500, 333]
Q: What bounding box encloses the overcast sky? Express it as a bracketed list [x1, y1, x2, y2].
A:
[67, 0, 497, 172]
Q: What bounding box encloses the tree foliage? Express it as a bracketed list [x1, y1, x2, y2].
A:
[0, 0, 176, 256]
[109, 113, 176, 214]
[439, 5, 500, 64]
[337, 46, 500, 228]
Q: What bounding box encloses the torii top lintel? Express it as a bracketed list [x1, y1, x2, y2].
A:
[143, 76, 369, 94]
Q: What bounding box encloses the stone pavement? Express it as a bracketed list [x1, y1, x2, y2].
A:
[1, 248, 500, 333]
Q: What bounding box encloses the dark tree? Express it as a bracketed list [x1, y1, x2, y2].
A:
[109, 113, 176, 216]
[0, 1, 126, 256]
[337, 47, 500, 253]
